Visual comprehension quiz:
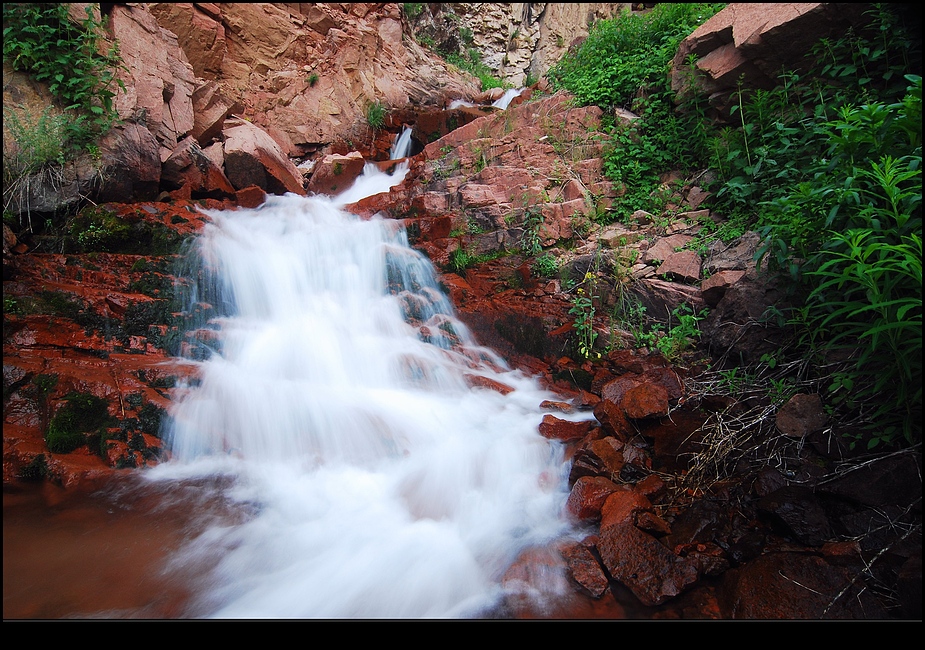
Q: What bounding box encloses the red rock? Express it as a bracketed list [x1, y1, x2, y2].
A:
[643, 234, 694, 264]
[149, 2, 227, 78]
[538, 414, 594, 442]
[775, 393, 828, 438]
[499, 545, 572, 617]
[568, 437, 625, 484]
[635, 510, 672, 536]
[718, 552, 885, 619]
[701, 269, 745, 307]
[656, 249, 702, 283]
[235, 186, 267, 208]
[462, 373, 514, 395]
[566, 475, 620, 522]
[190, 81, 242, 146]
[307, 151, 366, 196]
[162, 136, 236, 197]
[673, 3, 869, 120]
[598, 487, 700, 606]
[108, 4, 197, 157]
[459, 183, 499, 208]
[410, 192, 450, 215]
[561, 539, 610, 598]
[223, 118, 306, 195]
[539, 400, 575, 413]
[622, 382, 669, 419]
[635, 474, 666, 499]
[97, 123, 162, 203]
[591, 397, 633, 441]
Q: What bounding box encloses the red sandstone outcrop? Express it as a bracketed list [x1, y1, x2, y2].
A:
[147, 2, 483, 157]
[671, 3, 870, 120]
[221, 118, 306, 195]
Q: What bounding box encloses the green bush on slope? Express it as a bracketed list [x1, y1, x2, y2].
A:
[548, 3, 922, 448]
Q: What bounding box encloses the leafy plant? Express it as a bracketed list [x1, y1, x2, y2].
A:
[3, 4, 125, 230]
[520, 206, 544, 256]
[655, 303, 707, 361]
[3, 3, 125, 154]
[546, 4, 720, 226]
[18, 454, 49, 481]
[402, 3, 425, 20]
[758, 75, 923, 447]
[448, 246, 474, 273]
[444, 48, 505, 91]
[365, 101, 387, 129]
[532, 253, 559, 278]
[569, 272, 599, 359]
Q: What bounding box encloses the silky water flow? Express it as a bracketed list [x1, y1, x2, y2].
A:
[147, 128, 593, 618]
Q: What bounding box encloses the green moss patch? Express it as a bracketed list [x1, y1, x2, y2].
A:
[46, 392, 112, 454]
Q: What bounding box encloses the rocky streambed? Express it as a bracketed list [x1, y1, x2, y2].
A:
[4, 84, 921, 620]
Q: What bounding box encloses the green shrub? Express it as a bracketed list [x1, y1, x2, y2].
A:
[3, 3, 125, 229]
[552, 3, 921, 447]
[3, 3, 124, 154]
[2, 105, 68, 172]
[712, 5, 921, 449]
[365, 101, 387, 129]
[569, 275, 599, 359]
[532, 253, 559, 278]
[448, 247, 474, 273]
[18, 454, 48, 480]
[799, 85, 921, 447]
[655, 304, 707, 361]
[138, 402, 166, 437]
[402, 3, 425, 20]
[520, 207, 544, 256]
[548, 4, 722, 109]
[548, 4, 721, 224]
[444, 49, 505, 91]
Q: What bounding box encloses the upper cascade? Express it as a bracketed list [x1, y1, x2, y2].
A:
[390, 126, 414, 161]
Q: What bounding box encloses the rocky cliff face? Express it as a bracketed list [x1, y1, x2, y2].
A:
[146, 2, 485, 156]
[402, 3, 631, 87]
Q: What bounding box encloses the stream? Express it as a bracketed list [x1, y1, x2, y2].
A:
[6, 128, 599, 619]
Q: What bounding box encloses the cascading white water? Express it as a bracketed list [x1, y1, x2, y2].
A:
[390, 125, 413, 160]
[447, 88, 524, 112]
[149, 129, 589, 618]
[491, 88, 523, 110]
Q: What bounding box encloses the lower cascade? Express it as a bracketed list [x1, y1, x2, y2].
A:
[147, 141, 591, 618]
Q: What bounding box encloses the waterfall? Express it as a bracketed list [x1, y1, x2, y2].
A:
[149, 129, 588, 618]
[448, 89, 523, 112]
[491, 88, 523, 110]
[390, 125, 413, 160]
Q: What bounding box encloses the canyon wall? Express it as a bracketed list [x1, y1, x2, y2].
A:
[401, 3, 632, 87]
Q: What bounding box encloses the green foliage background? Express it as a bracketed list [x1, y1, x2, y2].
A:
[548, 3, 922, 448]
[3, 3, 125, 225]
[3, 3, 123, 156]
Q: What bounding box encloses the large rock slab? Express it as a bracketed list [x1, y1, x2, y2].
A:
[109, 4, 198, 159]
[161, 135, 235, 198]
[148, 2, 227, 78]
[672, 3, 870, 119]
[597, 487, 700, 606]
[306, 152, 366, 196]
[96, 122, 162, 203]
[222, 118, 306, 195]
